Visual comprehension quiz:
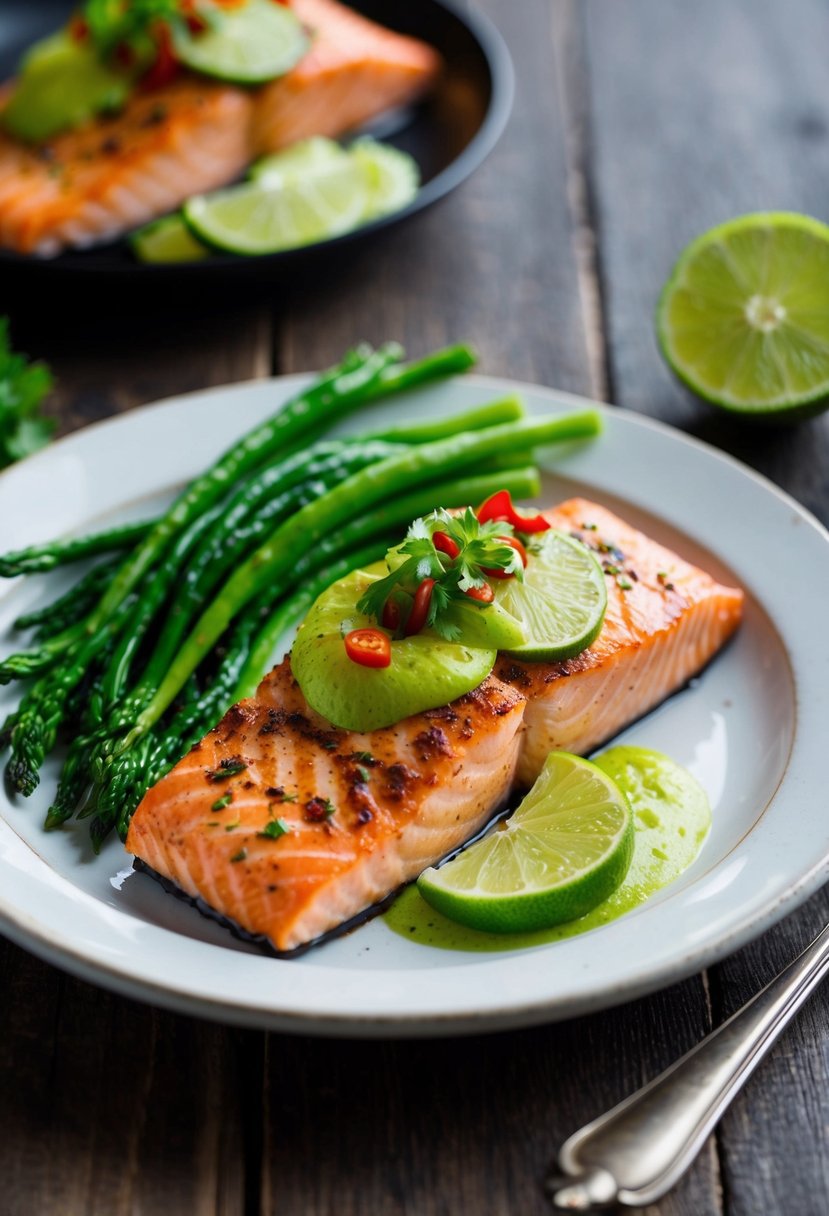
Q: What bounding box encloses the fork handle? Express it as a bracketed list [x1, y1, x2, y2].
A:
[546, 921, 829, 1210]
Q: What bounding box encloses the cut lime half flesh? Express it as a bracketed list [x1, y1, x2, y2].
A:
[493, 529, 607, 661]
[658, 212, 829, 419]
[417, 751, 634, 933]
[172, 0, 309, 84]
[183, 159, 370, 255]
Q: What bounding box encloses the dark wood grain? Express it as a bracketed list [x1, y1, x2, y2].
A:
[0, 294, 273, 1213]
[583, 0, 829, 526]
[0, 1, 827, 1214]
[585, 0, 829, 1210]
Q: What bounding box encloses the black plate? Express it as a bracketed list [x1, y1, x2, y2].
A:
[0, 0, 513, 282]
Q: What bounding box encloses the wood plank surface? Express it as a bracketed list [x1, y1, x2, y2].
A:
[584, 1, 829, 1211]
[0, 1, 827, 1214]
[0, 296, 273, 1215]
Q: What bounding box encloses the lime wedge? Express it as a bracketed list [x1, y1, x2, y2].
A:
[351, 138, 420, 219]
[172, 0, 309, 84]
[249, 137, 348, 184]
[130, 214, 209, 263]
[183, 159, 369, 255]
[657, 212, 829, 419]
[493, 530, 607, 661]
[417, 751, 634, 933]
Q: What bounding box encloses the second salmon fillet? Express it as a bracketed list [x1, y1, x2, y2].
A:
[126, 498, 743, 952]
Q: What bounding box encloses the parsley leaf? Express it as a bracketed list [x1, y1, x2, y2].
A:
[356, 504, 523, 637]
[0, 319, 54, 471]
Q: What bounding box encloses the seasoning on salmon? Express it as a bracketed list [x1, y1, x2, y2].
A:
[497, 499, 744, 787]
[0, 0, 440, 257]
[126, 498, 743, 953]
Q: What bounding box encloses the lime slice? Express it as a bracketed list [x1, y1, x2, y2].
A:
[417, 751, 634, 933]
[249, 137, 348, 184]
[130, 214, 209, 263]
[351, 138, 420, 219]
[493, 530, 607, 661]
[183, 159, 369, 255]
[657, 212, 829, 419]
[172, 0, 309, 85]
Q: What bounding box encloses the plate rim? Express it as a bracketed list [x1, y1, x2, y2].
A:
[0, 372, 827, 1037]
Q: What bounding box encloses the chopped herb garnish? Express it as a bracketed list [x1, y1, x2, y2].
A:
[258, 818, 290, 840]
[356, 507, 523, 641]
[278, 792, 297, 804]
[582, 522, 598, 531]
[617, 576, 633, 591]
[206, 821, 220, 828]
[352, 751, 375, 765]
[356, 765, 371, 784]
[207, 758, 247, 782]
[224, 818, 241, 832]
[322, 740, 338, 750]
[0, 318, 54, 471]
[230, 848, 247, 863]
[603, 563, 620, 576]
[211, 792, 233, 811]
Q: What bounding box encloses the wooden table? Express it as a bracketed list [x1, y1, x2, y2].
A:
[2, 2, 829, 1212]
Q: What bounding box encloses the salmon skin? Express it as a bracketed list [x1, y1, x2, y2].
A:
[0, 0, 440, 256]
[126, 497, 743, 954]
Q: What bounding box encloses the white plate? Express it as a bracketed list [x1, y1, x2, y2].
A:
[0, 374, 827, 1037]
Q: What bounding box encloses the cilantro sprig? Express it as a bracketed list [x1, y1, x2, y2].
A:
[357, 508, 523, 641]
[0, 319, 54, 471]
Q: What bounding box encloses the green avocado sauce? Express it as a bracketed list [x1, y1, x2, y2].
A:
[383, 745, 711, 952]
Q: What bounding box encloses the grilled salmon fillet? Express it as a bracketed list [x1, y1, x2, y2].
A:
[498, 499, 744, 785]
[127, 664, 525, 953]
[252, 0, 441, 155]
[126, 498, 743, 952]
[0, 79, 253, 256]
[0, 0, 439, 256]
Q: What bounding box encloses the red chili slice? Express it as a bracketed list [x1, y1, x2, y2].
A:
[465, 582, 494, 604]
[404, 578, 435, 636]
[381, 597, 401, 631]
[141, 25, 180, 90]
[433, 531, 460, 560]
[483, 535, 529, 579]
[477, 489, 550, 534]
[344, 628, 391, 668]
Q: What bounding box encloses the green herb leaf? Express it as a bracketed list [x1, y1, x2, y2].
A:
[211, 792, 233, 811]
[258, 817, 290, 840]
[207, 758, 246, 781]
[0, 319, 54, 472]
[230, 847, 247, 863]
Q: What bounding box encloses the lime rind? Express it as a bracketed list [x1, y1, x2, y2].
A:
[417, 752, 634, 933]
[494, 530, 607, 661]
[657, 211, 829, 419]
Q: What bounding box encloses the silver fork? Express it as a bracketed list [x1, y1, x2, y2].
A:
[545, 920, 829, 1211]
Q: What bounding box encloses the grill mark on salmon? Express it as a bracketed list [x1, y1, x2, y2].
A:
[0, 0, 440, 256]
[126, 497, 743, 952]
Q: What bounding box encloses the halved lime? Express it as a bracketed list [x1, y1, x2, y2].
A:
[130, 214, 209, 263]
[183, 159, 369, 255]
[657, 212, 829, 419]
[172, 0, 309, 85]
[249, 137, 348, 185]
[493, 530, 607, 661]
[417, 751, 634, 933]
[351, 138, 420, 219]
